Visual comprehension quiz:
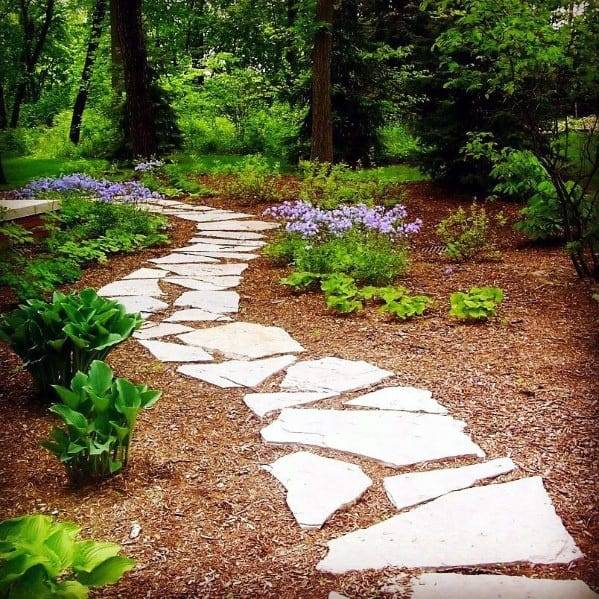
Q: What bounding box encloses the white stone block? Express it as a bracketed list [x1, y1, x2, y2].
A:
[346, 386, 447, 414]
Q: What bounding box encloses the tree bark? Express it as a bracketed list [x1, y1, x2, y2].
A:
[109, 0, 124, 96]
[310, 0, 333, 163]
[10, 0, 55, 128]
[70, 0, 108, 144]
[112, 0, 157, 157]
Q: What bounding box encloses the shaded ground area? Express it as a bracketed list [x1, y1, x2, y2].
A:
[0, 182, 597, 598]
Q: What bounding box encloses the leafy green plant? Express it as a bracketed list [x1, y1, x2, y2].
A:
[320, 274, 363, 314]
[220, 155, 284, 203]
[263, 233, 306, 266]
[436, 204, 504, 262]
[0, 290, 142, 397]
[0, 513, 134, 598]
[43, 360, 161, 483]
[379, 294, 431, 320]
[280, 271, 321, 291]
[449, 287, 504, 321]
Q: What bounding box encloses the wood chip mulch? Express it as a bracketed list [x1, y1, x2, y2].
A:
[0, 182, 597, 598]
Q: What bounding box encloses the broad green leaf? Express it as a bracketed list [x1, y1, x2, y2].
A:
[49, 405, 89, 433]
[73, 541, 121, 573]
[76, 555, 135, 587]
[87, 361, 113, 395]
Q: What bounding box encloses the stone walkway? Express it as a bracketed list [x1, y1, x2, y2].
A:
[98, 198, 597, 598]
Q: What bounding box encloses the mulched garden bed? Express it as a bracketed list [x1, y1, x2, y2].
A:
[1, 183, 597, 598]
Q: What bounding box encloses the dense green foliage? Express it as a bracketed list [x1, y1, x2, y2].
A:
[0, 514, 134, 598]
[0, 290, 141, 396]
[45, 360, 161, 483]
[449, 286, 504, 321]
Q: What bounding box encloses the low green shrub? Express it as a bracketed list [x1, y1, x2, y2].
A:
[219, 155, 284, 203]
[379, 293, 431, 320]
[44, 360, 161, 483]
[0, 290, 142, 396]
[449, 286, 504, 321]
[436, 204, 505, 262]
[320, 273, 364, 314]
[280, 270, 321, 291]
[0, 513, 134, 597]
[378, 123, 421, 162]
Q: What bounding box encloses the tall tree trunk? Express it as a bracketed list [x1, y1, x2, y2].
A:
[0, 152, 6, 185]
[310, 0, 333, 163]
[70, 0, 107, 144]
[11, 0, 55, 128]
[110, 0, 124, 96]
[0, 84, 8, 130]
[112, 0, 157, 157]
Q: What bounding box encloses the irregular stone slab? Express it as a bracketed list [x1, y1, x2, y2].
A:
[133, 322, 194, 339]
[110, 296, 168, 315]
[199, 251, 258, 260]
[261, 408, 485, 467]
[281, 357, 393, 393]
[189, 237, 265, 248]
[165, 309, 232, 322]
[174, 243, 246, 253]
[137, 339, 213, 362]
[164, 277, 233, 291]
[155, 263, 247, 277]
[123, 268, 169, 279]
[186, 210, 253, 222]
[178, 355, 296, 388]
[329, 593, 349, 599]
[316, 477, 583, 573]
[384, 457, 516, 510]
[97, 278, 163, 297]
[195, 220, 279, 231]
[411, 574, 598, 599]
[345, 386, 447, 414]
[243, 391, 336, 417]
[197, 231, 265, 240]
[149, 253, 218, 264]
[263, 451, 372, 529]
[178, 322, 304, 360]
[174, 290, 240, 313]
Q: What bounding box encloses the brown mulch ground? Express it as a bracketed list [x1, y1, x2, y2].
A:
[0, 182, 597, 598]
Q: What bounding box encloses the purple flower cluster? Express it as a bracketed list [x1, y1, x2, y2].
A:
[18, 174, 163, 203]
[265, 201, 422, 238]
[134, 159, 164, 173]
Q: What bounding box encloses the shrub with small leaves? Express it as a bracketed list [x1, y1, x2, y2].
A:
[450, 286, 504, 321]
[320, 273, 363, 314]
[0, 513, 134, 598]
[44, 360, 161, 483]
[280, 271, 322, 291]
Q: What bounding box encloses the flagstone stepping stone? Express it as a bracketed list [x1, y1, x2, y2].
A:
[329, 593, 349, 599]
[110, 296, 168, 315]
[178, 322, 305, 360]
[261, 408, 485, 467]
[411, 573, 598, 599]
[197, 231, 265, 240]
[155, 263, 247, 277]
[164, 277, 233, 291]
[281, 357, 393, 394]
[173, 290, 240, 313]
[174, 243, 248, 253]
[133, 322, 194, 339]
[150, 254, 219, 264]
[199, 252, 258, 260]
[345, 386, 447, 414]
[186, 210, 253, 222]
[165, 309, 232, 322]
[195, 220, 279, 231]
[178, 355, 296, 388]
[123, 268, 169, 279]
[263, 451, 372, 529]
[137, 339, 213, 362]
[384, 457, 516, 511]
[166, 212, 226, 222]
[243, 391, 336, 417]
[97, 278, 163, 297]
[316, 477, 583, 573]
[189, 237, 265, 247]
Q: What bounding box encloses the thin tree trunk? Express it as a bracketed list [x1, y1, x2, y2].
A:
[0, 84, 7, 130]
[0, 152, 6, 185]
[70, 0, 107, 143]
[310, 0, 333, 163]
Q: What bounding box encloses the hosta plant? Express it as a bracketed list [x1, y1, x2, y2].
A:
[280, 271, 321, 291]
[43, 360, 161, 483]
[320, 274, 363, 314]
[379, 294, 432, 320]
[0, 289, 142, 397]
[0, 514, 134, 598]
[450, 287, 504, 321]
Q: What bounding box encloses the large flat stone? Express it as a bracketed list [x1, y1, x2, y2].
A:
[133, 322, 194, 339]
[281, 357, 393, 393]
[261, 409, 485, 467]
[149, 253, 219, 264]
[174, 290, 240, 313]
[197, 231, 265, 240]
[263, 451, 372, 529]
[345, 386, 447, 414]
[97, 278, 163, 297]
[110, 296, 168, 315]
[186, 210, 253, 222]
[411, 574, 598, 599]
[0, 199, 59, 220]
[316, 477, 583, 573]
[384, 457, 516, 510]
[178, 322, 304, 360]
[196, 251, 258, 260]
[174, 243, 246, 253]
[137, 339, 213, 362]
[164, 277, 233, 291]
[189, 237, 265, 248]
[155, 263, 247, 277]
[243, 392, 336, 417]
[165, 309, 232, 322]
[123, 268, 169, 279]
[177, 355, 296, 388]
[195, 220, 279, 231]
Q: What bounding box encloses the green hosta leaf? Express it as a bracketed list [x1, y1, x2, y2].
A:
[52, 386, 84, 411]
[0, 553, 47, 588]
[43, 527, 77, 574]
[49, 405, 89, 433]
[139, 388, 161, 409]
[280, 271, 321, 291]
[76, 555, 135, 587]
[2, 564, 53, 599]
[73, 541, 122, 574]
[109, 421, 130, 442]
[325, 294, 363, 314]
[52, 579, 89, 599]
[449, 287, 503, 320]
[87, 361, 113, 395]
